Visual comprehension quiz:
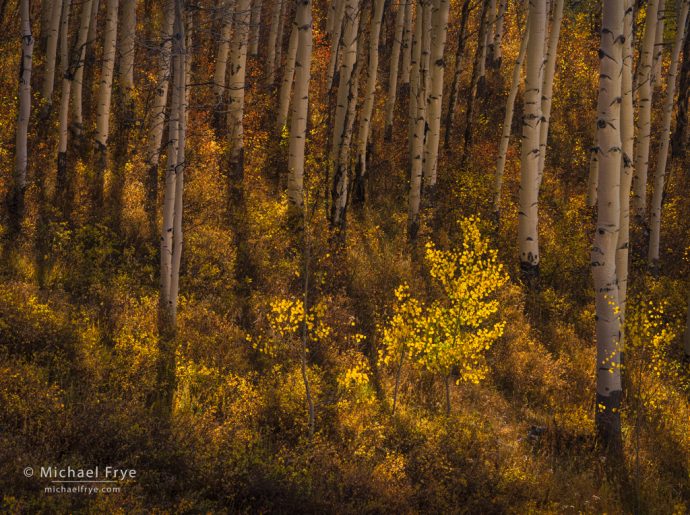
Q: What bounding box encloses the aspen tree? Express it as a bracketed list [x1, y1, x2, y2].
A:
[287, 0, 313, 223]
[632, 0, 660, 219]
[354, 0, 386, 203]
[266, 0, 284, 85]
[400, 0, 412, 85]
[326, 0, 346, 89]
[277, 22, 298, 131]
[494, 8, 529, 215]
[117, 0, 134, 102]
[327, 0, 337, 33]
[157, 0, 187, 418]
[275, 0, 288, 67]
[58, 0, 70, 77]
[652, 0, 666, 85]
[443, 0, 470, 148]
[587, 123, 599, 207]
[648, 0, 689, 264]
[421, 0, 450, 191]
[536, 0, 563, 187]
[592, 0, 624, 452]
[10, 0, 34, 225]
[56, 0, 92, 209]
[213, 0, 235, 129]
[40, 0, 62, 113]
[249, 0, 263, 55]
[477, 0, 490, 93]
[383, 0, 408, 140]
[70, 0, 99, 136]
[227, 0, 251, 186]
[492, 0, 507, 67]
[485, 0, 497, 66]
[617, 0, 634, 335]
[463, 0, 489, 152]
[407, 0, 429, 238]
[672, 17, 690, 157]
[329, 0, 360, 227]
[93, 0, 120, 209]
[517, 0, 545, 279]
[144, 0, 175, 235]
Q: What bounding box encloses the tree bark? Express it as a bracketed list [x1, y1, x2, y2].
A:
[593, 0, 624, 455]
[70, 0, 99, 137]
[266, 0, 283, 85]
[491, 0, 507, 68]
[648, 0, 689, 264]
[40, 0, 63, 114]
[326, 0, 346, 89]
[213, 0, 235, 131]
[10, 0, 34, 227]
[249, 0, 263, 56]
[463, 0, 489, 154]
[287, 0, 313, 224]
[632, 0, 659, 219]
[400, 0, 412, 85]
[383, 0, 408, 140]
[277, 21, 299, 131]
[517, 0, 546, 279]
[671, 13, 690, 158]
[443, 0, 470, 149]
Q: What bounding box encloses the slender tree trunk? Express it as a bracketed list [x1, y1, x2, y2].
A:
[463, 0, 489, 154]
[536, 0, 564, 188]
[632, 0, 660, 220]
[144, 1, 175, 237]
[249, 0, 263, 56]
[329, 0, 360, 227]
[274, 0, 288, 71]
[227, 0, 252, 190]
[407, 0, 429, 239]
[277, 22, 298, 131]
[672, 13, 690, 158]
[266, 0, 283, 85]
[648, 0, 689, 264]
[517, 0, 545, 280]
[652, 0, 665, 86]
[287, 0, 313, 224]
[327, 0, 337, 34]
[40, 0, 63, 114]
[593, 0, 623, 455]
[494, 11, 529, 215]
[383, 0, 407, 140]
[353, 0, 386, 203]
[421, 0, 450, 192]
[400, 0, 412, 85]
[213, 0, 235, 131]
[92, 0, 120, 211]
[485, 0, 497, 66]
[617, 0, 634, 345]
[10, 0, 34, 228]
[587, 121, 599, 208]
[443, 0, 470, 149]
[70, 0, 99, 137]
[157, 0, 187, 420]
[326, 0, 346, 89]
[492, 0, 507, 68]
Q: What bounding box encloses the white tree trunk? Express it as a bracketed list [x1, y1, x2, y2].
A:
[227, 0, 252, 179]
[401, 0, 412, 84]
[354, 0, 386, 199]
[407, 0, 429, 238]
[652, 0, 666, 86]
[330, 0, 361, 226]
[517, 0, 546, 277]
[593, 0, 624, 451]
[249, 0, 263, 56]
[648, 0, 689, 263]
[587, 123, 599, 207]
[494, 12, 529, 214]
[632, 0, 660, 218]
[59, 0, 71, 78]
[485, 0, 497, 65]
[12, 0, 34, 220]
[383, 0, 408, 139]
[421, 0, 450, 189]
[277, 22, 298, 131]
[536, 0, 564, 187]
[617, 0, 635, 333]
[266, 0, 283, 85]
[492, 0, 507, 67]
[287, 0, 313, 219]
[94, 0, 119, 150]
[326, 0, 346, 89]
[118, 0, 136, 102]
[41, 0, 63, 107]
[214, 0, 235, 121]
[70, 0, 99, 135]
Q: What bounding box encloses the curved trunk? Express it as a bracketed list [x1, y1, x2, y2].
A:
[593, 0, 624, 454]
[632, 0, 659, 219]
[70, 0, 99, 136]
[354, 0, 386, 203]
[648, 0, 689, 264]
[421, 0, 450, 190]
[494, 11, 529, 215]
[326, 0, 346, 89]
[277, 22, 299, 131]
[287, 0, 313, 222]
[517, 0, 545, 279]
